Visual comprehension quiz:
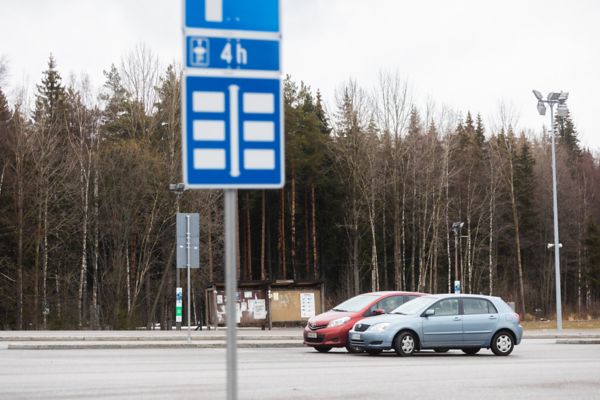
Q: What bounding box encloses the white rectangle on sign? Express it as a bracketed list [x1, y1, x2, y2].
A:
[205, 0, 223, 22]
[253, 299, 267, 319]
[243, 121, 275, 142]
[300, 293, 316, 318]
[244, 149, 275, 170]
[243, 93, 274, 114]
[193, 91, 225, 113]
[194, 120, 225, 141]
[194, 149, 226, 169]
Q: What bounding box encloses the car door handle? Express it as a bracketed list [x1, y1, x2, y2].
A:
[453, 317, 461, 321]
[488, 315, 498, 319]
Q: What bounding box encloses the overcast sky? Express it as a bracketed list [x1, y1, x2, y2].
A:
[1, 0, 599, 150]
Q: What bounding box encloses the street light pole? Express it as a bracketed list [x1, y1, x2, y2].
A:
[169, 183, 185, 330]
[549, 104, 563, 330]
[451, 222, 464, 294]
[532, 90, 568, 330]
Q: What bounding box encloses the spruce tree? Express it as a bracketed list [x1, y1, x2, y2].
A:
[475, 113, 485, 146]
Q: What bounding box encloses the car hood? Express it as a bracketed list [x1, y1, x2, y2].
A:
[355, 313, 410, 326]
[309, 310, 356, 325]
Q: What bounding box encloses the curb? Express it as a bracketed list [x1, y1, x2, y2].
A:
[555, 339, 600, 345]
[0, 336, 301, 342]
[7, 342, 305, 350]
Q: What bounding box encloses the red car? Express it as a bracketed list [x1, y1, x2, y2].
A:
[304, 291, 425, 353]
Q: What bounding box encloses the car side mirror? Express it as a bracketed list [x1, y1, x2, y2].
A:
[423, 309, 435, 317]
[372, 308, 385, 316]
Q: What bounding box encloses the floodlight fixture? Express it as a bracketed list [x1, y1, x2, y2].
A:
[532, 90, 543, 100]
[556, 104, 569, 117]
[548, 92, 560, 101]
[451, 221, 464, 235]
[558, 91, 569, 102]
[169, 183, 186, 193]
[537, 101, 547, 116]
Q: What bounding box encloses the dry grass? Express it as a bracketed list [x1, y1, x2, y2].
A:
[522, 319, 600, 330]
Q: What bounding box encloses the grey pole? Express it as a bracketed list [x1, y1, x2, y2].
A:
[549, 105, 563, 330]
[186, 214, 192, 341]
[225, 189, 238, 400]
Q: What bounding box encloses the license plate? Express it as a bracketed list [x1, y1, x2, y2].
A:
[351, 333, 361, 341]
[307, 332, 317, 339]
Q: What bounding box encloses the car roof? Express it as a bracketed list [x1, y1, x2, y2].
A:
[360, 291, 426, 297]
[423, 293, 500, 300]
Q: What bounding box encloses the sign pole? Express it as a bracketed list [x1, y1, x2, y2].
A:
[225, 189, 238, 400]
[186, 214, 192, 342]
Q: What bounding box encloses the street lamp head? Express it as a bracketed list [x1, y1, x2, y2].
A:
[556, 104, 569, 117]
[547, 92, 561, 101]
[537, 101, 547, 116]
[169, 183, 186, 193]
[532, 90, 543, 101]
[558, 91, 569, 103]
[451, 221, 464, 235]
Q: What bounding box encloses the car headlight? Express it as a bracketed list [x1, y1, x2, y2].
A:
[327, 316, 350, 328]
[367, 323, 391, 332]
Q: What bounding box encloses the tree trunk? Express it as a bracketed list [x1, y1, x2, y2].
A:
[279, 188, 286, 279]
[290, 169, 297, 280]
[246, 194, 251, 280]
[508, 152, 526, 315]
[91, 165, 100, 328]
[208, 208, 214, 282]
[78, 165, 90, 329]
[42, 192, 49, 330]
[311, 184, 318, 279]
[304, 189, 310, 279]
[260, 191, 266, 280]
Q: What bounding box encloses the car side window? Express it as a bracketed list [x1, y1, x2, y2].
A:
[428, 299, 459, 316]
[404, 295, 418, 303]
[376, 296, 404, 313]
[463, 298, 498, 315]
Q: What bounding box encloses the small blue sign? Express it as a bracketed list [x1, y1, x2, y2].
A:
[188, 37, 210, 67]
[184, 75, 283, 188]
[187, 36, 280, 71]
[186, 0, 279, 32]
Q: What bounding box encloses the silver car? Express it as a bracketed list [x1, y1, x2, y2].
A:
[348, 294, 523, 356]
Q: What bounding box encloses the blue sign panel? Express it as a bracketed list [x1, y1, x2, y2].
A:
[187, 36, 280, 71]
[186, 0, 279, 32]
[184, 75, 282, 187]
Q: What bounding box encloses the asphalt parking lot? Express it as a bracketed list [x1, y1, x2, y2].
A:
[1, 339, 599, 400]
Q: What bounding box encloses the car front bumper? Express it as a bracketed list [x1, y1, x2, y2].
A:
[303, 324, 354, 347]
[347, 329, 393, 350]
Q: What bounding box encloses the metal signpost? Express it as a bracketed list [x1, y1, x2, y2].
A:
[182, 1, 283, 399]
[176, 213, 200, 341]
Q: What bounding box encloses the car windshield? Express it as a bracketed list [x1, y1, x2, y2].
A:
[331, 294, 380, 313]
[391, 296, 437, 315]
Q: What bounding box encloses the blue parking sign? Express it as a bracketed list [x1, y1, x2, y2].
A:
[183, 75, 283, 188]
[186, 36, 280, 72]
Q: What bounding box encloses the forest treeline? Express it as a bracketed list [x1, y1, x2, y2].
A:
[1, 48, 599, 329]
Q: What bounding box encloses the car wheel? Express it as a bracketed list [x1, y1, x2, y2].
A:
[315, 346, 332, 353]
[461, 347, 480, 355]
[393, 331, 417, 357]
[491, 331, 514, 356]
[434, 348, 449, 353]
[365, 349, 382, 356]
[345, 344, 364, 353]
